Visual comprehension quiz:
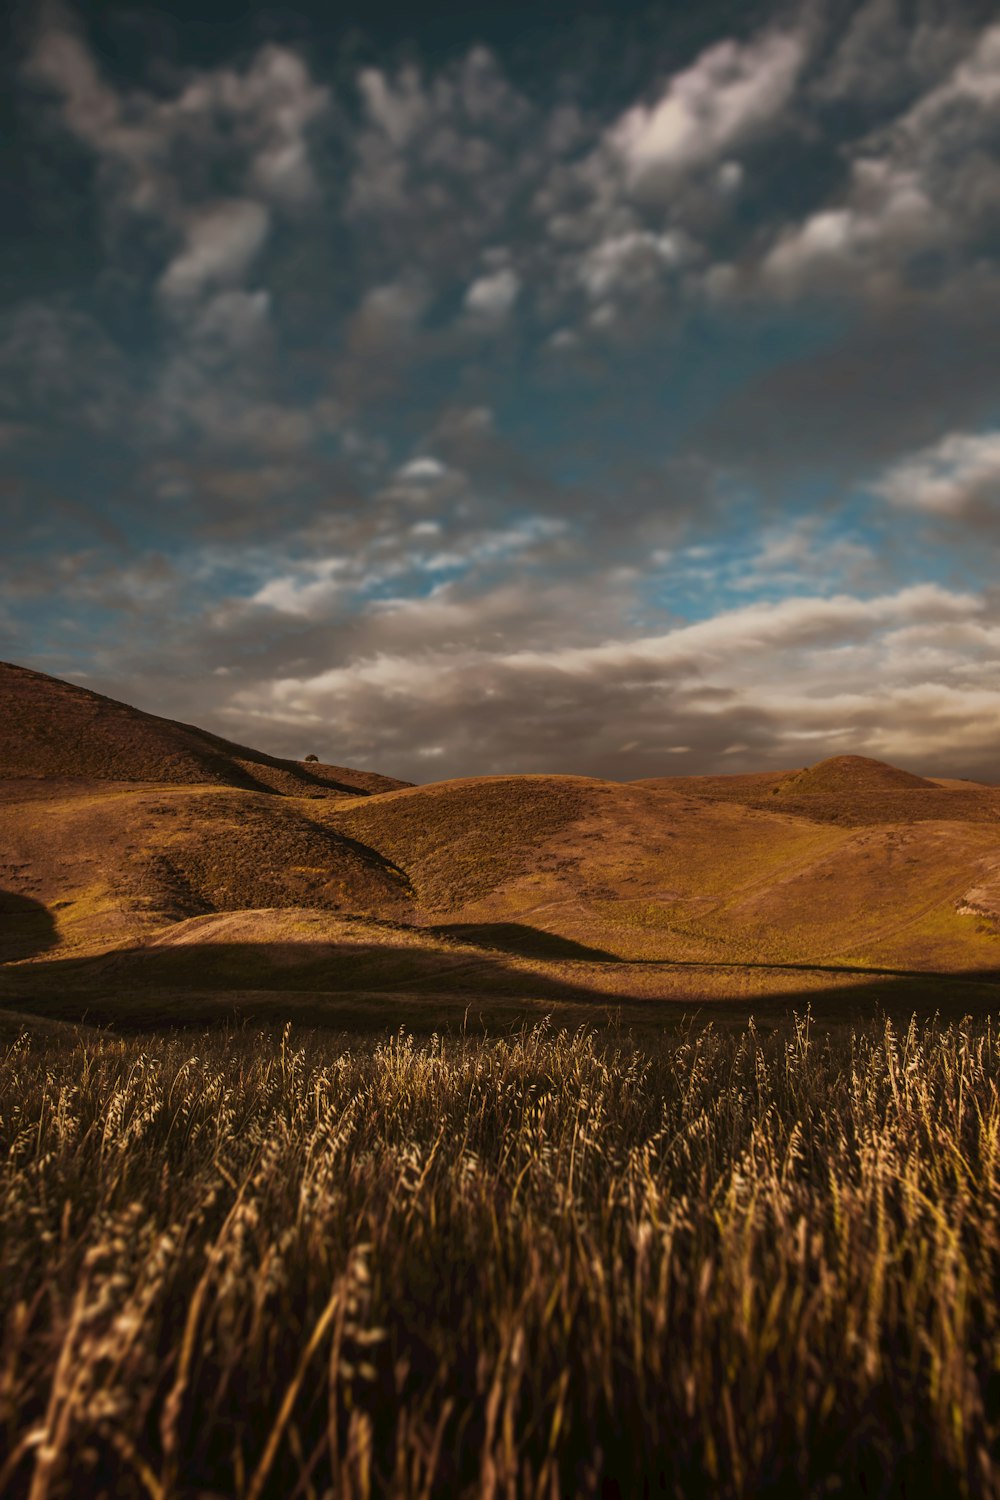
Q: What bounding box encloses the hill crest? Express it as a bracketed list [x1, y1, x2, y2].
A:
[635, 752, 997, 828]
[0, 661, 409, 797]
[777, 755, 936, 795]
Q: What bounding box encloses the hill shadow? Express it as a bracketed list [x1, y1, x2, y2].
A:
[427, 922, 618, 961]
[408, 921, 1000, 987]
[1, 921, 1000, 1034]
[0, 891, 58, 964]
[0, 934, 621, 1029]
[164, 743, 375, 799]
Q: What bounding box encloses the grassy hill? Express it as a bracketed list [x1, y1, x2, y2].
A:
[777, 754, 936, 794]
[324, 773, 1000, 969]
[637, 753, 1000, 827]
[0, 783, 415, 956]
[0, 661, 409, 795]
[4, 769, 999, 1023]
[2, 670, 1000, 1022]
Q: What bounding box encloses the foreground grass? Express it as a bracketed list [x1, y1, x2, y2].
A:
[1, 1016, 999, 1498]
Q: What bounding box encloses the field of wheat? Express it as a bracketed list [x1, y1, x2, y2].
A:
[1, 1012, 999, 1498]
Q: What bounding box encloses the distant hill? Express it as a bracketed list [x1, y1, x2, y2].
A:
[777, 755, 937, 795]
[0, 662, 410, 796]
[636, 754, 998, 827]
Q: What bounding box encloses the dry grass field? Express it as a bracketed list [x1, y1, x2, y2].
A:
[3, 1014, 1000, 1498]
[4, 662, 1000, 1494]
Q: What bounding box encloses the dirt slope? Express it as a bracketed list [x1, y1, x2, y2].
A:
[0, 661, 409, 795]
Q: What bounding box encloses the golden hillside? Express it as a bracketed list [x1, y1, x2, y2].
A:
[2, 669, 999, 1023]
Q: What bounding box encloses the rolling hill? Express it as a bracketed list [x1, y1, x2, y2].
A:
[2, 666, 1000, 1024]
[321, 773, 1000, 969]
[636, 754, 1000, 827]
[0, 660, 409, 795]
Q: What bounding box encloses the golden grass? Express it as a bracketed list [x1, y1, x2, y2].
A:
[2, 1014, 1000, 1497]
[331, 777, 592, 911]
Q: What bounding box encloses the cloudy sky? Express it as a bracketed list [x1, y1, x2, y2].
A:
[3, 0, 1000, 782]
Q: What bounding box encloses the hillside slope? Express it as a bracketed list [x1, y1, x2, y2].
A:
[324, 773, 1000, 970]
[0, 781, 416, 955]
[3, 737, 1000, 1017]
[0, 661, 409, 795]
[637, 754, 1000, 827]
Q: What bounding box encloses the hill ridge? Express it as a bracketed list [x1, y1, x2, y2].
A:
[0, 660, 409, 796]
[634, 752, 997, 828]
[777, 755, 937, 795]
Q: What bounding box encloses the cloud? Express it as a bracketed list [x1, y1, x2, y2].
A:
[15, 6, 335, 461]
[184, 290, 273, 363]
[901, 21, 1000, 132]
[23, 9, 119, 150]
[356, 66, 429, 149]
[761, 159, 938, 295]
[9, 0, 1000, 787]
[158, 201, 271, 304]
[250, 557, 348, 616]
[698, 286, 1000, 496]
[720, 518, 876, 594]
[869, 430, 1000, 514]
[463, 266, 521, 318]
[378, 455, 465, 507]
[352, 280, 430, 337]
[815, 0, 981, 107]
[610, 30, 804, 188]
[757, 20, 1000, 301]
[25, 12, 331, 225]
[503, 584, 978, 676]
[203, 580, 1000, 781]
[345, 48, 535, 267]
[577, 230, 689, 301]
[0, 301, 130, 434]
[396, 456, 449, 482]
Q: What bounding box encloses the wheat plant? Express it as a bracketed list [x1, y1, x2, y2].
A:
[1, 1012, 999, 1498]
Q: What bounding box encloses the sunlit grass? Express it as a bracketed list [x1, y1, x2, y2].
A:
[2, 1013, 999, 1497]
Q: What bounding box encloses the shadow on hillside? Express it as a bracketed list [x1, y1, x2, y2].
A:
[187, 751, 374, 799]
[0, 892, 58, 964]
[628, 954, 1000, 981]
[1, 922, 1000, 1033]
[176, 717, 397, 798]
[0, 934, 621, 1029]
[428, 922, 618, 961]
[428, 922, 1000, 984]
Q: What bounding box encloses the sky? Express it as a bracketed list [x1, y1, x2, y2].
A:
[3, 0, 1000, 784]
